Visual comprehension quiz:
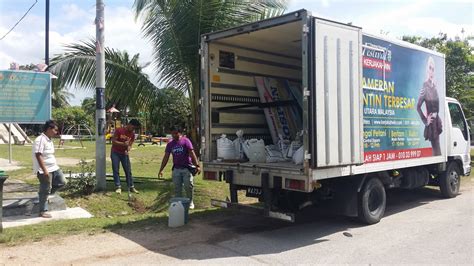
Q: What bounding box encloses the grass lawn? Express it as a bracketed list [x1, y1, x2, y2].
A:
[0, 140, 229, 245]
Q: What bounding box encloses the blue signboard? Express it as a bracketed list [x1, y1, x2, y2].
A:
[362, 35, 445, 163]
[0, 70, 51, 123]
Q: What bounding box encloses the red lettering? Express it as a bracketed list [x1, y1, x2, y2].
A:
[364, 148, 433, 163]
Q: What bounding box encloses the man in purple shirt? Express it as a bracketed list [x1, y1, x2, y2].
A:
[158, 127, 200, 209]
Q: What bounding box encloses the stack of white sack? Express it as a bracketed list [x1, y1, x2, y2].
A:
[265, 144, 287, 162]
[233, 129, 245, 160]
[286, 140, 302, 158]
[277, 131, 304, 164]
[218, 131, 303, 164]
[216, 134, 235, 160]
[292, 146, 304, 165]
[242, 138, 266, 163]
[277, 134, 290, 157]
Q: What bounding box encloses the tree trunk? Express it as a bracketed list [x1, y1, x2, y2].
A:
[188, 77, 201, 157]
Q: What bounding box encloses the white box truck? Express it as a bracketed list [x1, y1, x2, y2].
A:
[200, 10, 471, 224]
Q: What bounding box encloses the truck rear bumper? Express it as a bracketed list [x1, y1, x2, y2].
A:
[211, 199, 295, 222]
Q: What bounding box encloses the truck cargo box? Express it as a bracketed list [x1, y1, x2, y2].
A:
[201, 10, 448, 186]
[200, 9, 470, 224]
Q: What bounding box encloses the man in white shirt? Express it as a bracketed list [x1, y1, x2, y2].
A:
[32, 120, 66, 218]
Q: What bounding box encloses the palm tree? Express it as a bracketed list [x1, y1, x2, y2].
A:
[49, 41, 159, 113]
[51, 79, 73, 108]
[133, 0, 288, 142]
[81, 97, 96, 117]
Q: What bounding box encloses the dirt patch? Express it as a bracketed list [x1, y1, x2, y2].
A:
[128, 197, 148, 213]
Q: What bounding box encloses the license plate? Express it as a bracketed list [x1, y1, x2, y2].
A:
[246, 187, 262, 197]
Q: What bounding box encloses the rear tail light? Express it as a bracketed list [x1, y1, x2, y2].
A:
[204, 171, 218, 181]
[285, 179, 305, 191]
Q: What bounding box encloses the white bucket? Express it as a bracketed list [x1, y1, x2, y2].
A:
[243, 139, 266, 163]
[217, 134, 235, 160]
[168, 201, 185, 227]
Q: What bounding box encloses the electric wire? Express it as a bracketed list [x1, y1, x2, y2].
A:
[0, 0, 39, 41]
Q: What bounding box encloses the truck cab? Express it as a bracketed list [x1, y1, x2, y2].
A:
[446, 97, 471, 176]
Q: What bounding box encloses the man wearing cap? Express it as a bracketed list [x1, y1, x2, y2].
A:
[158, 127, 200, 209]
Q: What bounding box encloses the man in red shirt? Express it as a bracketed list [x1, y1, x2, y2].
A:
[111, 119, 141, 194]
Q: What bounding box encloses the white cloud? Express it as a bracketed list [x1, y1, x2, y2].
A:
[289, 0, 473, 39]
[60, 3, 91, 22]
[355, 1, 473, 38]
[0, 13, 47, 67]
[320, 0, 330, 7]
[103, 7, 153, 60]
[0, 3, 154, 105]
[0, 52, 15, 68]
[0, 4, 152, 69]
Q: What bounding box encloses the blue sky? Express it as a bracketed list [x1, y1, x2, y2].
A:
[0, 0, 472, 105]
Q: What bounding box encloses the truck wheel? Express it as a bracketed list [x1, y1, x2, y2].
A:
[358, 177, 386, 224]
[439, 162, 461, 198]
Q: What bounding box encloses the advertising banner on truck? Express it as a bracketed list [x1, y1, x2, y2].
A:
[0, 70, 51, 123]
[362, 35, 446, 163]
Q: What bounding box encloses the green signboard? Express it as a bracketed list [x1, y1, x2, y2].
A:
[0, 70, 51, 123]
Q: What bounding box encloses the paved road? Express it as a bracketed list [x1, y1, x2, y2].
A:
[2, 179, 473, 264]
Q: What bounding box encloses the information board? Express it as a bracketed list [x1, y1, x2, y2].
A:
[362, 35, 446, 163]
[0, 70, 51, 123]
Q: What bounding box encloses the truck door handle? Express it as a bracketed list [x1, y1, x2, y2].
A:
[453, 141, 457, 147]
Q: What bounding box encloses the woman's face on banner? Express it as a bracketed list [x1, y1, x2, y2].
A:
[427, 58, 435, 83]
[428, 62, 435, 82]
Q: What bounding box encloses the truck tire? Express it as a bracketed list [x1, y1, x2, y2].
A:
[439, 162, 461, 198]
[358, 177, 386, 225]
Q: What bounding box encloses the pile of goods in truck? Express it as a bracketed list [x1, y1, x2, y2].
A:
[255, 76, 303, 143]
[216, 75, 305, 164]
[216, 132, 304, 164]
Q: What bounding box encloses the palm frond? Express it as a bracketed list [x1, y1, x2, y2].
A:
[49, 40, 161, 112]
[133, 0, 288, 98]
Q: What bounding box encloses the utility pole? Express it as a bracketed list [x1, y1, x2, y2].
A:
[45, 0, 49, 65]
[95, 0, 106, 190]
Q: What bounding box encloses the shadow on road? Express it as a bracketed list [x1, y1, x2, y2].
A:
[106, 186, 454, 261]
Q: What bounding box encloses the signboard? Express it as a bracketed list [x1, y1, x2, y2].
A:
[362, 35, 446, 163]
[0, 70, 51, 123]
